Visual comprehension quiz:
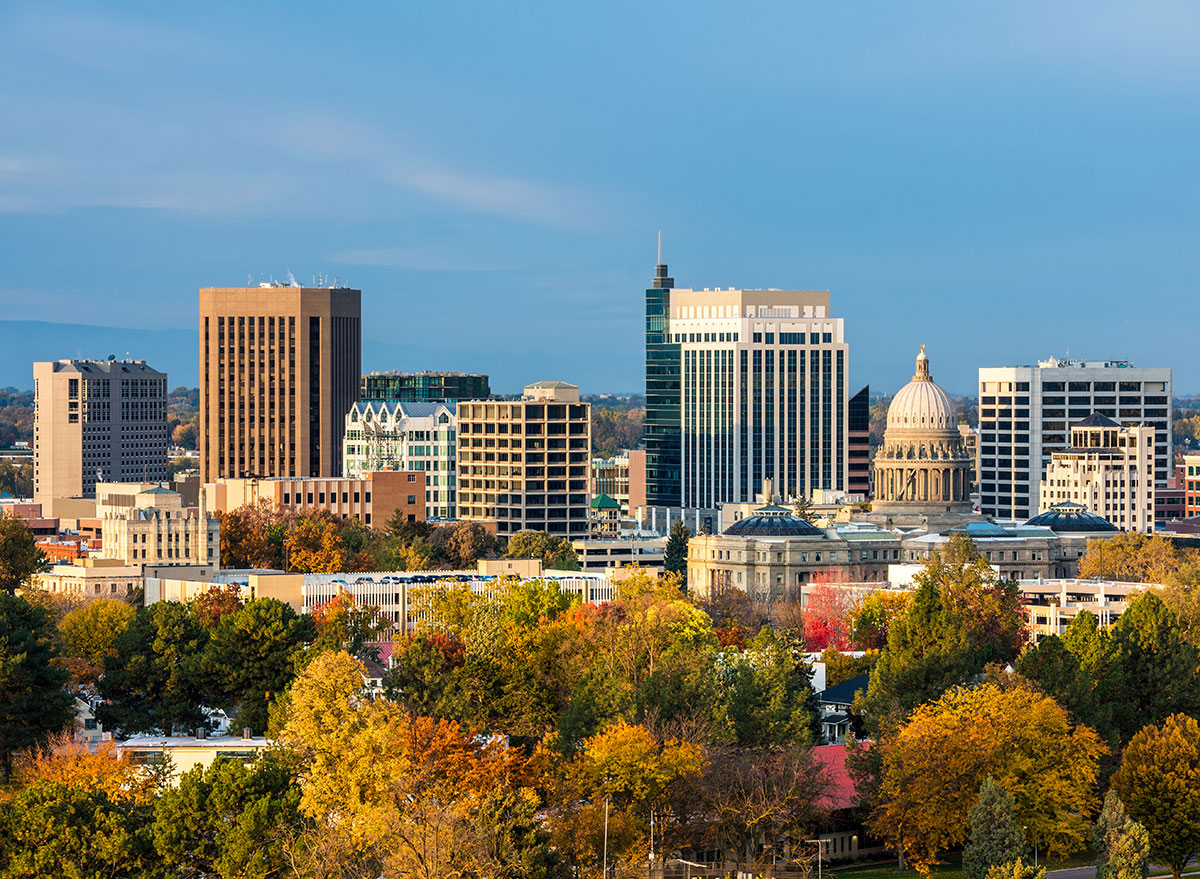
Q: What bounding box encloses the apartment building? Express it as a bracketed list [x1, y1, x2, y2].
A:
[1039, 414, 1155, 533]
[456, 381, 591, 539]
[343, 401, 457, 518]
[977, 358, 1171, 520]
[33, 359, 168, 511]
[1185, 455, 1200, 519]
[199, 283, 361, 482]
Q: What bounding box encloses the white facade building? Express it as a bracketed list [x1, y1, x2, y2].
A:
[669, 288, 849, 508]
[343, 401, 457, 518]
[977, 358, 1171, 520]
[1039, 415, 1155, 533]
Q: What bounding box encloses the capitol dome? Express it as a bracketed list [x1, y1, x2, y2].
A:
[872, 345, 972, 517]
[886, 346, 958, 431]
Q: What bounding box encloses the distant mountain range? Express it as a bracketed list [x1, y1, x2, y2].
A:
[0, 320, 598, 395]
[0, 321, 200, 389]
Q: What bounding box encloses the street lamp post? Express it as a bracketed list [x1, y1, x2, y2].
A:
[806, 839, 824, 879]
[603, 796, 609, 879]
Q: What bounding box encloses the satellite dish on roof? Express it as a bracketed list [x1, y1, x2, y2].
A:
[108, 354, 116, 361]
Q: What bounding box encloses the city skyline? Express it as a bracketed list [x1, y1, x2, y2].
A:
[2, 3, 1198, 394]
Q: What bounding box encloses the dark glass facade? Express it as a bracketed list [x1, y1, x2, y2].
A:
[361, 372, 490, 403]
[644, 263, 681, 507]
[848, 385, 871, 497]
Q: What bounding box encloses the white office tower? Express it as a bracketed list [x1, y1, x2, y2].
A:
[977, 358, 1171, 520]
[670, 287, 849, 509]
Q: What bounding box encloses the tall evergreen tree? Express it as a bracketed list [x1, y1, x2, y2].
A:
[0, 512, 47, 594]
[963, 777, 1028, 879]
[99, 601, 209, 736]
[1095, 791, 1150, 879]
[0, 593, 72, 783]
[1107, 593, 1200, 740]
[664, 520, 692, 586]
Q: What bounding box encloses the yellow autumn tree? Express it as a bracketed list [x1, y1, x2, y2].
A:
[277, 650, 541, 879]
[285, 518, 349, 573]
[1112, 713, 1200, 879]
[871, 682, 1104, 871]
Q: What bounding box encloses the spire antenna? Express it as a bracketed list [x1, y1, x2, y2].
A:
[657, 231, 662, 265]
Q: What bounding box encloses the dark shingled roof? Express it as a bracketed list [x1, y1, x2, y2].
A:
[1074, 412, 1121, 428]
[819, 673, 870, 706]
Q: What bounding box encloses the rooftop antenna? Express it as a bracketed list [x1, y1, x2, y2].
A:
[657, 230, 662, 265]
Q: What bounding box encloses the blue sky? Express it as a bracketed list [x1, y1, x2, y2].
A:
[1, 1, 1197, 394]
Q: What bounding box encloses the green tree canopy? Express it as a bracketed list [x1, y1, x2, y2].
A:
[1112, 713, 1200, 879]
[153, 754, 305, 879]
[98, 601, 209, 736]
[199, 597, 316, 734]
[865, 533, 1026, 726]
[505, 530, 579, 571]
[58, 598, 136, 670]
[0, 512, 46, 594]
[0, 781, 158, 877]
[963, 777, 1028, 879]
[1107, 592, 1200, 740]
[664, 520, 692, 585]
[0, 593, 72, 784]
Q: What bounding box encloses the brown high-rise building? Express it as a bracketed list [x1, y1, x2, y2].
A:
[199, 284, 361, 482]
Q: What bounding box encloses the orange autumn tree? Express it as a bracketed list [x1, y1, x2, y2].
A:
[14, 731, 161, 804]
[278, 651, 556, 879]
[871, 682, 1104, 872]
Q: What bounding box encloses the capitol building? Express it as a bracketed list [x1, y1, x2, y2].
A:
[866, 346, 974, 526]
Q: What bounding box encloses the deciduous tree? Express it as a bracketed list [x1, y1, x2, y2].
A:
[1107, 592, 1200, 739]
[153, 753, 304, 879]
[506, 529, 580, 571]
[200, 597, 316, 733]
[98, 601, 209, 736]
[57, 598, 136, 679]
[870, 683, 1104, 871]
[0, 781, 158, 878]
[1111, 713, 1200, 879]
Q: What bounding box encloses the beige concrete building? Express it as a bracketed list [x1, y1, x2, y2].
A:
[686, 507, 901, 604]
[204, 469, 425, 529]
[118, 732, 273, 781]
[1019, 577, 1149, 640]
[98, 484, 219, 567]
[199, 284, 361, 483]
[668, 287, 850, 508]
[978, 358, 1171, 520]
[1039, 414, 1155, 533]
[33, 359, 168, 513]
[37, 558, 143, 599]
[457, 381, 591, 539]
[870, 347, 972, 526]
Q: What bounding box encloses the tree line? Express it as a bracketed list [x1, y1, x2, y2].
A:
[218, 502, 579, 572]
[2, 530, 1200, 877]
